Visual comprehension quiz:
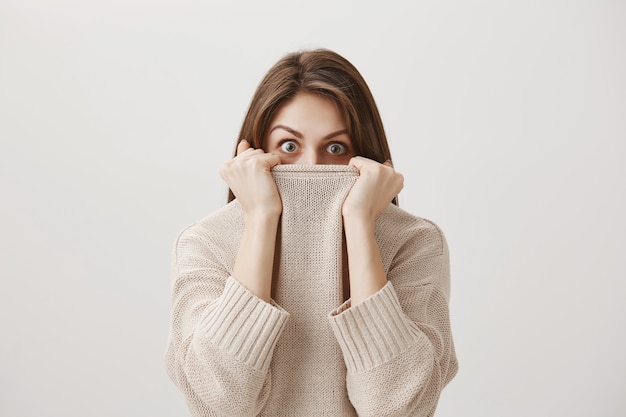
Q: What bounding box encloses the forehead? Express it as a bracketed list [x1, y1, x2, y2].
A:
[270, 92, 346, 127]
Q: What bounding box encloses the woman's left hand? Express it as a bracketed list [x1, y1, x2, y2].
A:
[342, 156, 404, 221]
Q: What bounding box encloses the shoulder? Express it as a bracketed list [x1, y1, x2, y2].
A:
[374, 204, 450, 290]
[375, 204, 448, 260]
[172, 201, 244, 269]
[176, 201, 243, 241]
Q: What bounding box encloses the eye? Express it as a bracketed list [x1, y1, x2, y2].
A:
[279, 140, 299, 153]
[326, 142, 347, 155]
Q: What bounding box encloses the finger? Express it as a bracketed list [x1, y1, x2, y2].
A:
[263, 152, 281, 168]
[240, 151, 281, 169]
[236, 144, 265, 161]
[349, 156, 383, 172]
[348, 156, 367, 171]
[236, 139, 252, 155]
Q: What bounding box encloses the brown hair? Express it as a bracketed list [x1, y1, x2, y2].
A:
[228, 48, 396, 204]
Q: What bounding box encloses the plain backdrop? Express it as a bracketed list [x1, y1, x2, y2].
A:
[1, 1, 624, 416]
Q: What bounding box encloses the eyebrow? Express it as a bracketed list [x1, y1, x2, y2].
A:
[269, 125, 349, 141]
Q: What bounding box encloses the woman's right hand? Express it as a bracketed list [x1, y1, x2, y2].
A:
[220, 139, 282, 218]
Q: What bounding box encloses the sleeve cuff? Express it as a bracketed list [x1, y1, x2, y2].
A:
[198, 276, 289, 372]
[328, 281, 419, 373]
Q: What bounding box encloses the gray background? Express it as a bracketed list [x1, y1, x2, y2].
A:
[1, 1, 624, 416]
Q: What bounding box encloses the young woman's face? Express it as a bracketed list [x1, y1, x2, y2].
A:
[264, 92, 355, 164]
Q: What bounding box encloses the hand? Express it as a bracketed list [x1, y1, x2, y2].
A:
[342, 157, 404, 221]
[220, 140, 282, 218]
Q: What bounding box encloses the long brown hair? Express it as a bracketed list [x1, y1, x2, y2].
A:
[228, 48, 396, 204]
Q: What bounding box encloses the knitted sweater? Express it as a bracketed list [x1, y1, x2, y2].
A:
[166, 165, 458, 417]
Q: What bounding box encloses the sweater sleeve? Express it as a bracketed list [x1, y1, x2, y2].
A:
[328, 222, 458, 417]
[165, 225, 290, 417]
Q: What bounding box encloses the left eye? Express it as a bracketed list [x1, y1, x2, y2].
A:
[326, 143, 347, 155]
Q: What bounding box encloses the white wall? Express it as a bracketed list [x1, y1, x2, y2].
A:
[1, 1, 624, 416]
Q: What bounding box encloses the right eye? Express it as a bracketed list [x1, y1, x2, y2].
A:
[280, 140, 299, 153]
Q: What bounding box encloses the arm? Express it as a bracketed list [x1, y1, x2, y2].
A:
[330, 233, 457, 417]
[335, 158, 457, 416]
[221, 139, 282, 302]
[165, 228, 289, 416]
[165, 141, 288, 416]
[341, 156, 403, 305]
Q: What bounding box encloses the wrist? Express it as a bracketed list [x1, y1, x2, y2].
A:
[342, 212, 376, 229]
[244, 211, 281, 229]
[244, 205, 281, 221]
[342, 215, 376, 242]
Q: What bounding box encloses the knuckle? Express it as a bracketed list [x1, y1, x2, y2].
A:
[219, 161, 231, 173]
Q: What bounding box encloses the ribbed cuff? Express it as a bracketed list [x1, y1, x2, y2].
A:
[198, 276, 289, 372]
[328, 281, 418, 373]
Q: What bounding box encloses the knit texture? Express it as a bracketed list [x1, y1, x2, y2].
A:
[166, 165, 458, 417]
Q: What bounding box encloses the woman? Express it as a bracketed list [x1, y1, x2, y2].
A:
[166, 49, 458, 417]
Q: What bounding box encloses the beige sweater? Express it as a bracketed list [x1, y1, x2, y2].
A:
[166, 165, 458, 417]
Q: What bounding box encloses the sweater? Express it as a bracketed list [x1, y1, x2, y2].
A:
[165, 165, 458, 417]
